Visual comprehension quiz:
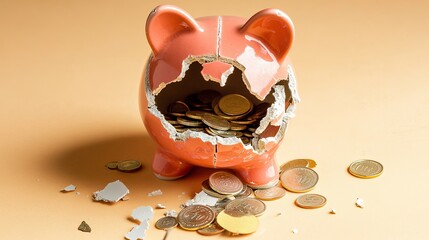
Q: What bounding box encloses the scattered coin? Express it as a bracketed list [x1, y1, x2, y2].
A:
[218, 94, 253, 116]
[348, 159, 383, 179]
[201, 179, 233, 199]
[177, 205, 215, 230]
[254, 186, 286, 201]
[216, 210, 259, 235]
[224, 198, 266, 217]
[280, 167, 319, 193]
[209, 171, 243, 195]
[105, 161, 119, 169]
[155, 216, 178, 230]
[197, 221, 224, 235]
[235, 184, 254, 198]
[78, 221, 91, 232]
[117, 160, 142, 172]
[295, 194, 327, 209]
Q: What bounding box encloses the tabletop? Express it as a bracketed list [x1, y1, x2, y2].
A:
[1, 0, 428, 239]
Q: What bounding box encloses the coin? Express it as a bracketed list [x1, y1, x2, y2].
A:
[168, 101, 190, 117]
[229, 122, 247, 131]
[185, 110, 210, 120]
[240, 136, 251, 145]
[235, 185, 254, 198]
[176, 117, 204, 127]
[224, 198, 266, 217]
[216, 210, 259, 235]
[348, 159, 383, 179]
[280, 159, 310, 173]
[117, 160, 142, 172]
[155, 216, 178, 230]
[105, 161, 118, 169]
[201, 179, 233, 199]
[280, 167, 319, 193]
[177, 205, 215, 230]
[209, 171, 243, 195]
[202, 113, 231, 131]
[218, 94, 253, 116]
[295, 194, 327, 209]
[213, 104, 246, 120]
[230, 119, 257, 125]
[197, 221, 224, 235]
[254, 186, 286, 201]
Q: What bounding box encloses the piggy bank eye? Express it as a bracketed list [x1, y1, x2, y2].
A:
[241, 9, 294, 62]
[146, 5, 203, 56]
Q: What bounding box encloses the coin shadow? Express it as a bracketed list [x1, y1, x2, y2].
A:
[46, 133, 217, 195]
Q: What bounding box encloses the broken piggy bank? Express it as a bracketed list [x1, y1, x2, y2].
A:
[140, 5, 300, 188]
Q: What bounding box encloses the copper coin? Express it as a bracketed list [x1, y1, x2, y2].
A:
[202, 113, 231, 131]
[197, 221, 224, 235]
[209, 171, 243, 195]
[224, 198, 266, 217]
[185, 110, 210, 120]
[254, 186, 286, 201]
[280, 159, 310, 173]
[235, 185, 254, 198]
[280, 167, 319, 193]
[177, 205, 215, 230]
[176, 117, 203, 127]
[201, 179, 232, 199]
[117, 160, 142, 172]
[295, 194, 327, 209]
[155, 216, 178, 230]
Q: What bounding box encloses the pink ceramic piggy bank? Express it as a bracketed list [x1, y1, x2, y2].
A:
[140, 5, 299, 188]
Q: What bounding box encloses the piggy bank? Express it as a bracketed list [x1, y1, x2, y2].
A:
[140, 5, 299, 188]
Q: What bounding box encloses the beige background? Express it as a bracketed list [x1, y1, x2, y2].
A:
[1, 0, 428, 239]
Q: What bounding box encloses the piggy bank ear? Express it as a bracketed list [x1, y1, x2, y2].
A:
[241, 9, 294, 61]
[146, 5, 202, 56]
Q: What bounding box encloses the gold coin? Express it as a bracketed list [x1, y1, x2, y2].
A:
[209, 171, 243, 195]
[177, 205, 215, 231]
[202, 113, 231, 131]
[168, 101, 189, 117]
[254, 186, 286, 201]
[213, 104, 246, 120]
[105, 161, 118, 169]
[197, 221, 224, 235]
[230, 119, 257, 125]
[234, 184, 254, 198]
[295, 194, 327, 209]
[280, 167, 319, 193]
[218, 94, 253, 116]
[280, 159, 310, 172]
[176, 117, 203, 127]
[185, 110, 210, 120]
[229, 122, 247, 131]
[216, 210, 259, 235]
[348, 159, 383, 179]
[224, 198, 266, 217]
[307, 159, 317, 168]
[117, 160, 142, 172]
[155, 216, 178, 230]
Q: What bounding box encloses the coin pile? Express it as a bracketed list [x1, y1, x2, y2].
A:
[165, 90, 271, 143]
[155, 171, 276, 236]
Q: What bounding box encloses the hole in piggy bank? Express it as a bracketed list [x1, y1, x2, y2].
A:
[152, 60, 292, 153]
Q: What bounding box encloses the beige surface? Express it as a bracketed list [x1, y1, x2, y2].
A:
[1, 0, 428, 239]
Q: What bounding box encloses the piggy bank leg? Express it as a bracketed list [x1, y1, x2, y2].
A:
[152, 149, 192, 180]
[234, 159, 279, 189]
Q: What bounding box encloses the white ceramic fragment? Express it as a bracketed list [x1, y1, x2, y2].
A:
[356, 198, 364, 208]
[125, 221, 149, 240]
[93, 180, 129, 203]
[191, 191, 219, 207]
[329, 209, 337, 214]
[292, 229, 298, 234]
[148, 189, 163, 197]
[131, 206, 154, 223]
[61, 184, 76, 192]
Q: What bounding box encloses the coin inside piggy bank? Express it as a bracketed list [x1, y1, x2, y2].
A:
[140, 5, 300, 188]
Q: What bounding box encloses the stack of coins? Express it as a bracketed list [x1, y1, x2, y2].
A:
[165, 90, 271, 144]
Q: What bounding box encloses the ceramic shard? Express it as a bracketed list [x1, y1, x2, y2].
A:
[125, 221, 149, 240]
[147, 189, 163, 197]
[131, 206, 154, 223]
[61, 184, 76, 192]
[93, 180, 129, 203]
